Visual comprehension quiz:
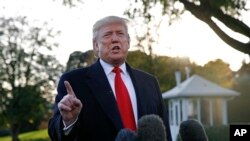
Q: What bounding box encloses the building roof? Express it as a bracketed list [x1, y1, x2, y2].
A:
[162, 74, 240, 99]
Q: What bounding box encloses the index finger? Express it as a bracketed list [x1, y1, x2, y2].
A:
[64, 81, 75, 96]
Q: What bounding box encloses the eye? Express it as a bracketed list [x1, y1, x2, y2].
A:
[117, 32, 125, 36]
[103, 32, 112, 38]
[104, 33, 111, 37]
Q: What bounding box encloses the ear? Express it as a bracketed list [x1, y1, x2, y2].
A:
[93, 40, 99, 57]
[127, 35, 130, 49]
[93, 40, 99, 52]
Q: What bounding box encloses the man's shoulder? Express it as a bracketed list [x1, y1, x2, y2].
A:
[132, 68, 150, 75]
[61, 66, 92, 79]
[130, 67, 155, 80]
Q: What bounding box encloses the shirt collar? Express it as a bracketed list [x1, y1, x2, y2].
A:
[100, 59, 128, 75]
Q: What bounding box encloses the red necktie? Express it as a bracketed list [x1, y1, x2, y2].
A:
[113, 67, 136, 130]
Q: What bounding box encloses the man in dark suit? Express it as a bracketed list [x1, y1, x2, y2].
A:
[48, 16, 172, 141]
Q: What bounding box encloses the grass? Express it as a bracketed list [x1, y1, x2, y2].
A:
[0, 129, 50, 141]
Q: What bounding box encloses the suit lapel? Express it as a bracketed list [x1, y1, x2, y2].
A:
[85, 60, 123, 131]
[125, 63, 145, 119]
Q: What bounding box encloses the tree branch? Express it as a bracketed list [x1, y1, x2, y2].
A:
[179, 0, 250, 55]
[206, 18, 250, 55]
[211, 8, 250, 38]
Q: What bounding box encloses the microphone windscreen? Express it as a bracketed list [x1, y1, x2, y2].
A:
[137, 114, 167, 141]
[179, 119, 208, 141]
[115, 128, 137, 141]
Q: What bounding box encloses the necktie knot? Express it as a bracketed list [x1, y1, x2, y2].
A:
[112, 67, 121, 74]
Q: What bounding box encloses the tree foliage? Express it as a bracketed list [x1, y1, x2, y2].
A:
[129, 53, 234, 92]
[0, 16, 64, 141]
[193, 59, 234, 88]
[60, 0, 84, 7]
[228, 61, 250, 123]
[65, 50, 97, 72]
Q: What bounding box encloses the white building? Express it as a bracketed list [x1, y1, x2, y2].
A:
[162, 73, 239, 141]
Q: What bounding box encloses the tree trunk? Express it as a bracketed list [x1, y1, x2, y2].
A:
[11, 123, 20, 141]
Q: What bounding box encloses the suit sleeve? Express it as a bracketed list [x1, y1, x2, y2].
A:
[48, 74, 81, 141]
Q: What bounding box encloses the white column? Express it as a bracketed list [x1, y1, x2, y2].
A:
[209, 99, 213, 126]
[222, 99, 228, 125]
[197, 99, 201, 122]
[173, 100, 176, 126]
[177, 99, 181, 125]
[182, 99, 187, 121]
[169, 100, 173, 125]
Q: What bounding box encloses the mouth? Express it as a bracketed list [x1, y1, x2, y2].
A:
[112, 46, 120, 50]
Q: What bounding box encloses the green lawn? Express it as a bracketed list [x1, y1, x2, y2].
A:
[0, 129, 50, 141]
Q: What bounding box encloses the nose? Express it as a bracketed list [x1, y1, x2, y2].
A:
[111, 34, 119, 42]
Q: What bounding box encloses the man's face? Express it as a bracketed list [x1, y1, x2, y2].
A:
[93, 22, 130, 66]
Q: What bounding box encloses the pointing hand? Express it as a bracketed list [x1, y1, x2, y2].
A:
[58, 81, 83, 126]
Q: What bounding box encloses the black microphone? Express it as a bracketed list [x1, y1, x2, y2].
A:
[179, 119, 208, 141]
[115, 128, 137, 141]
[137, 114, 167, 141]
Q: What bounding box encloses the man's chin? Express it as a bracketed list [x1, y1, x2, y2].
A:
[109, 57, 125, 66]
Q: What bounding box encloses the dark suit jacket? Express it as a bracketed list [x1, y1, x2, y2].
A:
[48, 60, 172, 141]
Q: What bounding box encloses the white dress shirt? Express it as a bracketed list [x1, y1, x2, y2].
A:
[100, 59, 138, 125]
